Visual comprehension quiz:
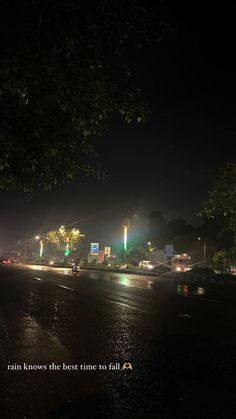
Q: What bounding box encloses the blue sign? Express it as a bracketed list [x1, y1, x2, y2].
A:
[90, 243, 99, 255]
[165, 244, 174, 257]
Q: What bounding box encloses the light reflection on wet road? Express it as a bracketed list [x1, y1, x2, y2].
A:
[1, 265, 236, 419]
[24, 263, 156, 289]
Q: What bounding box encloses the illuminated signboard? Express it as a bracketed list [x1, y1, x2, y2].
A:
[90, 243, 99, 255]
[104, 247, 111, 256]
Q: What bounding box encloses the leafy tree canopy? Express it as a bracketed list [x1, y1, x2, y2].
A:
[0, 0, 158, 192]
[212, 250, 231, 274]
[47, 226, 84, 247]
[200, 163, 236, 239]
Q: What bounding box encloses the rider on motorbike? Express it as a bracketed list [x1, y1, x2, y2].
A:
[72, 261, 80, 275]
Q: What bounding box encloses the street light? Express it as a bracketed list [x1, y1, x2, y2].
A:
[65, 238, 70, 257]
[34, 235, 42, 258]
[39, 240, 43, 258]
[198, 237, 206, 263]
[122, 218, 130, 262]
[147, 241, 153, 256]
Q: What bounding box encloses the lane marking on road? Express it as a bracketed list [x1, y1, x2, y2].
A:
[59, 285, 74, 291]
[34, 277, 43, 281]
[108, 300, 147, 313]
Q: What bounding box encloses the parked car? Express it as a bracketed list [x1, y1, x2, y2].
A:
[139, 260, 153, 270]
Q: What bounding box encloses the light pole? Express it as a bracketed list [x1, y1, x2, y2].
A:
[122, 218, 130, 263]
[39, 240, 43, 258]
[198, 237, 206, 263]
[35, 235, 41, 258]
[147, 242, 153, 260]
[65, 238, 70, 257]
[203, 241, 206, 263]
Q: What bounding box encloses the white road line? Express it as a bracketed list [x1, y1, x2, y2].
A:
[109, 300, 147, 313]
[34, 277, 43, 281]
[59, 285, 74, 291]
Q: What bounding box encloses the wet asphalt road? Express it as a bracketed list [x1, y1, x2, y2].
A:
[1, 265, 236, 419]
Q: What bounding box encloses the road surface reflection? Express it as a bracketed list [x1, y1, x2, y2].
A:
[18, 264, 156, 290]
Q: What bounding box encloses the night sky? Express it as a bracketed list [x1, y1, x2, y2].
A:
[0, 0, 235, 252]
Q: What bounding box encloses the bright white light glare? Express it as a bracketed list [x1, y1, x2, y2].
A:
[197, 287, 205, 295]
[30, 265, 43, 270]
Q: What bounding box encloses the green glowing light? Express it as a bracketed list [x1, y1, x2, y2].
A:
[124, 227, 127, 251]
[65, 242, 70, 256]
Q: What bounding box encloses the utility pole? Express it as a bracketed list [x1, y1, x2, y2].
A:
[198, 237, 207, 264]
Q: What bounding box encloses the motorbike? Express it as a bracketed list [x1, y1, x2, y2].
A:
[72, 264, 80, 277]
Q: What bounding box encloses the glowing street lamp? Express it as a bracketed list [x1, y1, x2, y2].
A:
[64, 237, 70, 257]
[39, 240, 43, 258]
[122, 218, 130, 261]
[197, 237, 206, 262]
[124, 227, 128, 251]
[147, 241, 152, 255]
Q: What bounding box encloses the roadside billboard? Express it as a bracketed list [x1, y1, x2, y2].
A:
[90, 243, 99, 256]
[104, 247, 111, 256]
